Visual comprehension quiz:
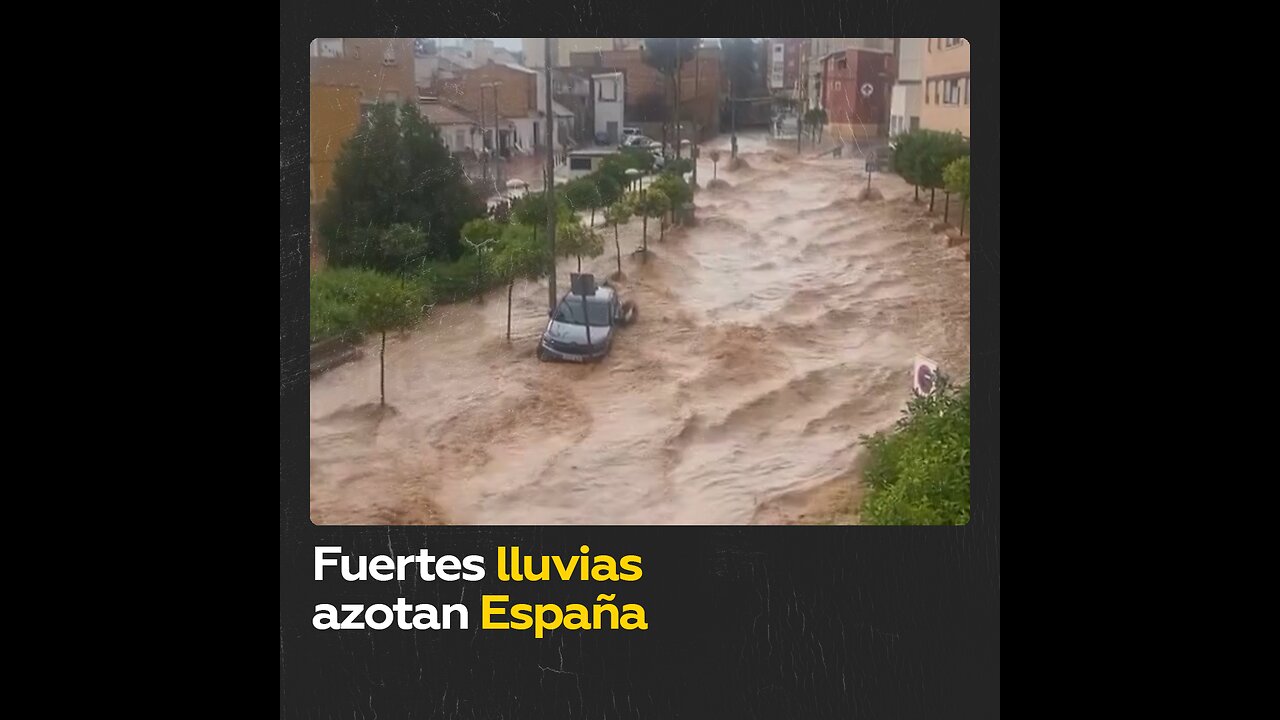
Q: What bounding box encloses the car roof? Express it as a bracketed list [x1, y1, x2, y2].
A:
[560, 285, 615, 302]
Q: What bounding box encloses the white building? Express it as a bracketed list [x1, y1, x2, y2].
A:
[769, 41, 786, 90]
[592, 72, 625, 145]
[889, 37, 925, 136]
[418, 100, 481, 154]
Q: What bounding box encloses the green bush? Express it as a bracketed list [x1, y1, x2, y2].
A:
[310, 267, 429, 343]
[859, 374, 970, 525]
[664, 157, 694, 176]
[317, 102, 485, 268]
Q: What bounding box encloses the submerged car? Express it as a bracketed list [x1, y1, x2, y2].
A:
[537, 284, 637, 362]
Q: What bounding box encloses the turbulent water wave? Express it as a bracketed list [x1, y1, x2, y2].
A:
[310, 135, 971, 525]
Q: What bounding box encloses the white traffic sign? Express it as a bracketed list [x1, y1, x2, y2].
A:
[912, 356, 940, 397]
[860, 83, 874, 98]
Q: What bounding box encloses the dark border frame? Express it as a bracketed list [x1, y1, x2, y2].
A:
[282, 6, 998, 717]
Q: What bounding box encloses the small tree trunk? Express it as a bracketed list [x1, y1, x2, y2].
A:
[642, 215, 648, 252]
[577, 255, 582, 272]
[379, 330, 387, 407]
[591, 208, 596, 227]
[506, 281, 513, 341]
[929, 187, 936, 213]
[944, 191, 951, 224]
[660, 218, 665, 242]
[961, 200, 968, 236]
[614, 225, 622, 275]
[713, 162, 717, 180]
[914, 185, 919, 203]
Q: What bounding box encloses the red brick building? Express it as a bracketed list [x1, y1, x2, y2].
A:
[819, 49, 894, 138]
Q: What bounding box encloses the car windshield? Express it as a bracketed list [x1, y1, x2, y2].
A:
[554, 297, 611, 327]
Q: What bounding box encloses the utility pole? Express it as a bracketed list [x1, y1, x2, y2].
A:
[544, 39, 558, 316]
[479, 90, 489, 185]
[481, 82, 504, 194]
[729, 77, 737, 160]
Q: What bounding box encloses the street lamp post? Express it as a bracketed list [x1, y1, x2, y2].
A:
[543, 40, 558, 316]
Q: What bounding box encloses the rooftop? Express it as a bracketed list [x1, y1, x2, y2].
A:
[418, 101, 479, 126]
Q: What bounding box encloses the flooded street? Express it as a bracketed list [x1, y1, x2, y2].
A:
[310, 133, 970, 525]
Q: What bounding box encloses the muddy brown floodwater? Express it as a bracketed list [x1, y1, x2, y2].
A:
[310, 133, 970, 525]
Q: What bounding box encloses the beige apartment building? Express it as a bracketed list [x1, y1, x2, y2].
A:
[920, 38, 970, 138]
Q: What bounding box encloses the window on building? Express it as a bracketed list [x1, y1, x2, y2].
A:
[837, 58, 847, 70]
[965, 77, 970, 105]
[383, 91, 399, 103]
[834, 81, 841, 90]
[383, 44, 397, 65]
[945, 38, 964, 48]
[455, 129, 466, 149]
[925, 81, 932, 104]
[570, 157, 593, 171]
[599, 80, 616, 101]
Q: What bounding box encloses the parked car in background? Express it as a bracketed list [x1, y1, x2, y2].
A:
[622, 127, 642, 139]
[623, 135, 656, 148]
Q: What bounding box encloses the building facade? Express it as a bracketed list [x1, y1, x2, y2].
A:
[818, 48, 893, 139]
[768, 38, 806, 95]
[309, 38, 417, 266]
[418, 100, 482, 155]
[569, 46, 722, 139]
[889, 37, 925, 136]
[592, 72, 625, 144]
[920, 38, 970, 138]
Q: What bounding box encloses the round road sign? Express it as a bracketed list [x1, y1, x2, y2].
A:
[860, 83, 874, 97]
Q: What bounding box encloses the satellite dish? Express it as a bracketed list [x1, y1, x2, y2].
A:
[912, 356, 940, 397]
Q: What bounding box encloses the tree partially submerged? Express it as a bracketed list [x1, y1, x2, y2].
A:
[557, 221, 605, 272]
[563, 178, 604, 228]
[604, 200, 633, 278]
[493, 226, 546, 341]
[630, 189, 670, 252]
[357, 275, 421, 407]
[944, 156, 971, 236]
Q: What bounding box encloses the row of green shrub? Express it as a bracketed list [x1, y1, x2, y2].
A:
[311, 116, 692, 344]
[859, 373, 970, 525]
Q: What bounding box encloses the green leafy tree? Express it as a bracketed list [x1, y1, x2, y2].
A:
[604, 200, 633, 277]
[859, 373, 969, 525]
[593, 172, 623, 208]
[557, 221, 605, 272]
[318, 102, 485, 270]
[493, 225, 546, 340]
[509, 189, 575, 254]
[563, 178, 604, 228]
[892, 130, 923, 201]
[651, 172, 692, 227]
[908, 131, 969, 212]
[357, 275, 421, 407]
[460, 218, 503, 293]
[944, 156, 971, 235]
[630, 189, 670, 252]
